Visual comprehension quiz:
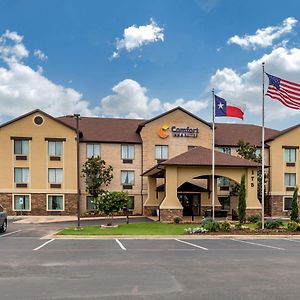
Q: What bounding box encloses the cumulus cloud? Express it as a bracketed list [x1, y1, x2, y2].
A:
[228, 17, 297, 50]
[0, 30, 93, 119]
[34, 49, 48, 61]
[210, 46, 300, 122]
[111, 19, 164, 59]
[96, 79, 208, 118]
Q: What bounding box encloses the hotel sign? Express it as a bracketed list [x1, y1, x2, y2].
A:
[158, 125, 199, 138]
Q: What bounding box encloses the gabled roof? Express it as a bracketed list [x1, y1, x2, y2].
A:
[161, 146, 261, 167]
[0, 109, 77, 132]
[58, 116, 143, 143]
[215, 123, 279, 147]
[136, 106, 212, 133]
[265, 123, 300, 142]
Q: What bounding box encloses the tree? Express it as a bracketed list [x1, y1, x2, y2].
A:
[236, 140, 265, 201]
[93, 191, 130, 225]
[238, 174, 246, 224]
[82, 156, 113, 200]
[290, 187, 299, 222]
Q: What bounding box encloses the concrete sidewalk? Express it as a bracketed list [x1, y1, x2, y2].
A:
[9, 215, 143, 224]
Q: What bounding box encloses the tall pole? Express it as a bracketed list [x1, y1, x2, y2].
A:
[74, 114, 81, 229]
[212, 89, 215, 220]
[262, 63, 265, 229]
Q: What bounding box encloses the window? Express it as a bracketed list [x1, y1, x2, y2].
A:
[121, 171, 134, 186]
[86, 196, 95, 210]
[127, 196, 134, 210]
[48, 168, 63, 183]
[218, 177, 230, 187]
[188, 146, 197, 151]
[285, 148, 296, 163]
[14, 168, 29, 183]
[47, 195, 64, 211]
[48, 141, 63, 156]
[284, 173, 296, 187]
[218, 196, 230, 210]
[218, 147, 231, 155]
[121, 145, 134, 160]
[86, 144, 100, 158]
[13, 195, 30, 211]
[256, 148, 262, 156]
[14, 140, 29, 155]
[155, 145, 168, 160]
[284, 197, 292, 211]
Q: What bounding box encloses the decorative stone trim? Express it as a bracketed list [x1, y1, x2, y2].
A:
[159, 209, 183, 222]
[143, 205, 159, 216]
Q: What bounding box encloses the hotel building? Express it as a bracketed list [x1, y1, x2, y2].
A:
[0, 107, 297, 221]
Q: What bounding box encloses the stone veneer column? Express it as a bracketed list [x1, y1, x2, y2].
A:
[144, 176, 159, 216]
[159, 166, 183, 221]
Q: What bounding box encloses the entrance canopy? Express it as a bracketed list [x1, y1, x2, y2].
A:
[143, 146, 262, 221]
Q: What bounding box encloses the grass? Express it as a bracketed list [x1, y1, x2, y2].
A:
[58, 222, 201, 236]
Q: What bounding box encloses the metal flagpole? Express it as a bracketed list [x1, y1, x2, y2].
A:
[212, 89, 215, 220]
[262, 62, 265, 229]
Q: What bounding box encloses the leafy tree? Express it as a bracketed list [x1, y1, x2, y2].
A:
[94, 191, 130, 225]
[238, 174, 246, 224]
[236, 140, 265, 201]
[82, 156, 113, 200]
[290, 187, 299, 222]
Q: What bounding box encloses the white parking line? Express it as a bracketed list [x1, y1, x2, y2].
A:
[115, 239, 126, 250]
[175, 239, 208, 250]
[33, 239, 55, 251]
[286, 239, 300, 243]
[0, 230, 22, 237]
[231, 239, 285, 250]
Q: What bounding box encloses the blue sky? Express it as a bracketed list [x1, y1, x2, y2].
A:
[0, 0, 300, 129]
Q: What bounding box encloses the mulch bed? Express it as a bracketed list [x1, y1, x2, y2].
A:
[186, 229, 300, 235]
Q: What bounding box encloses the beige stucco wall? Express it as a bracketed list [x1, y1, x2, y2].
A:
[0, 112, 77, 194]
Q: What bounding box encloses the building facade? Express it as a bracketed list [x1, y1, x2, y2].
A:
[0, 107, 297, 220]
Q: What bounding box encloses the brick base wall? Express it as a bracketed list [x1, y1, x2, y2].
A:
[245, 209, 262, 217]
[0, 193, 77, 216]
[159, 209, 183, 222]
[144, 206, 159, 216]
[270, 195, 290, 217]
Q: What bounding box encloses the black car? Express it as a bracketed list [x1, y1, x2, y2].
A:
[0, 204, 7, 232]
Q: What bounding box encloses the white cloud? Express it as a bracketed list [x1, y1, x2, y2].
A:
[111, 19, 164, 59]
[96, 79, 208, 118]
[210, 46, 300, 122]
[34, 49, 48, 61]
[228, 17, 297, 50]
[0, 30, 93, 119]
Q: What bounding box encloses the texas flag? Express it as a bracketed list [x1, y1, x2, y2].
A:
[214, 95, 244, 120]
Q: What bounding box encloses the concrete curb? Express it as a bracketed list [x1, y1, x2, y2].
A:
[44, 234, 300, 240]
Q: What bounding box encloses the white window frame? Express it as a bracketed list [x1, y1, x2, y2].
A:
[121, 144, 135, 160]
[48, 141, 63, 157]
[284, 173, 296, 188]
[86, 195, 95, 210]
[155, 145, 168, 160]
[86, 144, 100, 158]
[121, 170, 135, 186]
[48, 168, 63, 184]
[284, 148, 297, 163]
[12, 194, 31, 211]
[47, 194, 65, 211]
[14, 168, 29, 183]
[14, 140, 29, 155]
[283, 197, 293, 212]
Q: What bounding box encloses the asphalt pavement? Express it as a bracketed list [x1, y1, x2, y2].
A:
[1, 220, 300, 300]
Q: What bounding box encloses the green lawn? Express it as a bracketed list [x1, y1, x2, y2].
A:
[58, 222, 201, 236]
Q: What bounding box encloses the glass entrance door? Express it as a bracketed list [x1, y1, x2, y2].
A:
[178, 194, 200, 216]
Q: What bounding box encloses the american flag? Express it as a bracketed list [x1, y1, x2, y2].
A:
[266, 73, 300, 110]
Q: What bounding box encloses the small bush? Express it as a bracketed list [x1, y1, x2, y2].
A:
[185, 227, 208, 234]
[220, 220, 231, 232]
[173, 216, 182, 224]
[235, 223, 242, 230]
[248, 215, 260, 223]
[265, 219, 283, 229]
[256, 221, 262, 229]
[203, 219, 220, 232]
[287, 221, 299, 232]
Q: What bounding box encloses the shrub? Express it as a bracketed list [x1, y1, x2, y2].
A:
[173, 216, 182, 224]
[287, 221, 299, 232]
[184, 227, 208, 234]
[203, 219, 220, 232]
[235, 223, 242, 230]
[248, 215, 260, 223]
[291, 187, 299, 222]
[238, 175, 246, 224]
[220, 220, 231, 232]
[264, 219, 283, 229]
[256, 221, 262, 229]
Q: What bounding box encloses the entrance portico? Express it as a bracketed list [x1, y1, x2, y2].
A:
[143, 146, 261, 221]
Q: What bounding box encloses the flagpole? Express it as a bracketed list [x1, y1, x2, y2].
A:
[262, 62, 265, 229]
[212, 89, 215, 220]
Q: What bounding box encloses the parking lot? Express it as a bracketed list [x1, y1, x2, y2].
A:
[2, 222, 300, 299]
